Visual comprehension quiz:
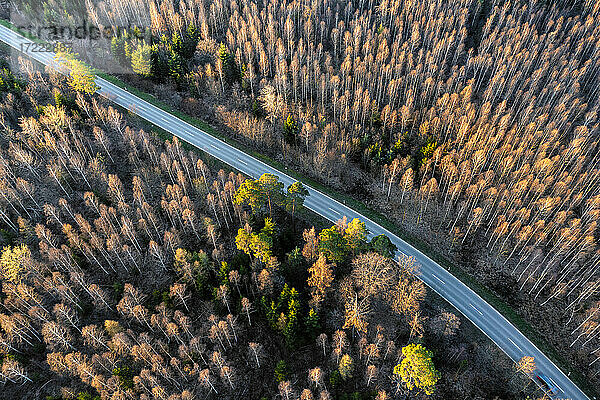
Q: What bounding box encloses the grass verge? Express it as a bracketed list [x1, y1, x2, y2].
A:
[0, 19, 41, 42]
[0, 17, 595, 398]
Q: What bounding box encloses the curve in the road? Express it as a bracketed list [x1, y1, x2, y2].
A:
[0, 23, 587, 400]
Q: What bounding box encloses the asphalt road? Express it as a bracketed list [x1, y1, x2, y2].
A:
[0, 23, 588, 400]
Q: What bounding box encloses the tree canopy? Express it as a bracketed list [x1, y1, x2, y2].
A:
[235, 174, 307, 219]
[394, 344, 441, 395]
[54, 50, 98, 94]
[1, 244, 30, 283]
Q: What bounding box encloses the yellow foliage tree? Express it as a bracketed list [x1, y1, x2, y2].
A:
[393, 344, 440, 395]
[516, 356, 536, 376]
[54, 50, 98, 94]
[104, 320, 123, 337]
[344, 218, 368, 254]
[339, 354, 354, 380]
[307, 254, 334, 306]
[131, 42, 153, 77]
[1, 244, 31, 283]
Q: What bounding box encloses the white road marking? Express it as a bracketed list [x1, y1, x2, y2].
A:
[328, 207, 342, 215]
[508, 337, 522, 352]
[431, 273, 445, 284]
[237, 158, 248, 166]
[470, 303, 484, 316]
[210, 144, 220, 151]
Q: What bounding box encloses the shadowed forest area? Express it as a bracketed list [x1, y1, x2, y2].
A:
[3, 0, 600, 396]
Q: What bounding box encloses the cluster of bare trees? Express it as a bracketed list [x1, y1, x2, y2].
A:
[0, 43, 556, 397]
[9, 0, 600, 391]
[6, 97, 243, 275]
[79, 0, 599, 315]
[0, 56, 262, 397]
[76, 0, 600, 379]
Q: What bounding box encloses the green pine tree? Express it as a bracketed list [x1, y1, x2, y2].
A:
[318, 226, 347, 263]
[182, 24, 200, 59]
[278, 283, 292, 309]
[274, 360, 288, 383]
[218, 261, 230, 286]
[305, 307, 320, 339]
[168, 49, 184, 83]
[283, 297, 299, 347]
[283, 115, 298, 144]
[150, 44, 169, 82]
[218, 42, 230, 66]
[123, 41, 132, 60]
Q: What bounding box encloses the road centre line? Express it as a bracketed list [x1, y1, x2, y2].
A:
[508, 337, 522, 352]
[470, 303, 484, 316]
[431, 273, 445, 284]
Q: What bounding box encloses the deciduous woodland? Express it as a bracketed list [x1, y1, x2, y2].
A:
[0, 52, 546, 399]
[5, 0, 600, 394]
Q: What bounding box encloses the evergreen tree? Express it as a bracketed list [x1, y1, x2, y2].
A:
[258, 174, 285, 218]
[182, 25, 200, 60]
[305, 308, 320, 339]
[286, 182, 309, 222]
[369, 235, 398, 258]
[110, 36, 128, 65]
[283, 115, 299, 144]
[0, 68, 26, 95]
[171, 31, 183, 57]
[318, 226, 347, 263]
[150, 44, 169, 82]
[283, 296, 299, 347]
[235, 179, 265, 215]
[274, 360, 288, 383]
[218, 261, 230, 286]
[217, 43, 231, 66]
[168, 49, 185, 84]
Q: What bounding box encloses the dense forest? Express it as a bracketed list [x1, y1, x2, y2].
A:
[41, 0, 600, 386]
[0, 48, 548, 399]
[5, 0, 600, 394]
